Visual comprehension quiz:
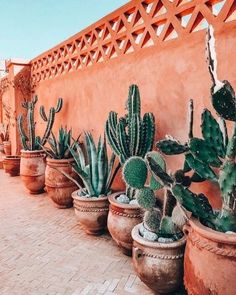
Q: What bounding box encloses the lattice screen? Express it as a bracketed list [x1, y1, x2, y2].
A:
[31, 0, 236, 86]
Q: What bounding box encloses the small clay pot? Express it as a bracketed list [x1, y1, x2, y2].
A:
[184, 218, 236, 295]
[3, 141, 11, 155]
[20, 149, 46, 194]
[132, 224, 186, 294]
[0, 143, 4, 153]
[3, 155, 21, 176]
[72, 189, 110, 235]
[45, 158, 78, 208]
[107, 193, 143, 256]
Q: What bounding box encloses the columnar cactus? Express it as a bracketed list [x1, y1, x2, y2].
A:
[18, 96, 63, 151]
[122, 154, 182, 239]
[155, 27, 236, 233]
[105, 84, 155, 164]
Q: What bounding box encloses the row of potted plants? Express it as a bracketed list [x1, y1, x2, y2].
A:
[1, 27, 235, 295]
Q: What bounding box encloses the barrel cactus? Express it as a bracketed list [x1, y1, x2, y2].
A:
[105, 84, 155, 164]
[18, 96, 63, 150]
[155, 27, 236, 233]
[122, 154, 183, 241]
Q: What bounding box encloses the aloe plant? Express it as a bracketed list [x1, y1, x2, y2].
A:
[17, 95, 63, 150]
[42, 126, 77, 159]
[59, 132, 120, 197]
[0, 123, 9, 142]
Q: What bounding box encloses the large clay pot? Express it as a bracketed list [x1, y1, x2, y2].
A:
[72, 189, 109, 235]
[132, 224, 186, 294]
[183, 218, 236, 295]
[3, 141, 11, 155]
[45, 158, 77, 208]
[108, 193, 143, 256]
[20, 149, 46, 194]
[3, 155, 21, 176]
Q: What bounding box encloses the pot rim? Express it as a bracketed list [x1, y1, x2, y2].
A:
[3, 141, 11, 144]
[132, 223, 186, 249]
[21, 149, 45, 154]
[3, 155, 21, 160]
[108, 192, 140, 209]
[188, 217, 236, 244]
[46, 157, 74, 164]
[72, 189, 109, 201]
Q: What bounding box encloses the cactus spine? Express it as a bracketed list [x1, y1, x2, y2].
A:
[17, 96, 63, 151]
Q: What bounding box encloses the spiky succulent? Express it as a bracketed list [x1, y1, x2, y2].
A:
[122, 154, 182, 239]
[17, 96, 63, 151]
[58, 132, 120, 197]
[42, 126, 77, 159]
[155, 27, 236, 233]
[105, 84, 155, 164]
[0, 123, 9, 142]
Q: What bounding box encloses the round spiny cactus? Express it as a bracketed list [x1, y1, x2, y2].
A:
[143, 209, 162, 233]
[122, 156, 148, 189]
[136, 187, 156, 209]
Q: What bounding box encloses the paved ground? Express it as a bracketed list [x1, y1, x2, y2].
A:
[0, 169, 153, 295]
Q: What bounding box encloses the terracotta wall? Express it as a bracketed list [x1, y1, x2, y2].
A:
[4, 0, 236, 207]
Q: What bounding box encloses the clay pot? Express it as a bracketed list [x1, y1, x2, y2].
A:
[3, 156, 21, 176]
[3, 141, 11, 155]
[20, 149, 46, 194]
[132, 224, 186, 294]
[0, 143, 4, 153]
[183, 218, 236, 295]
[107, 193, 143, 256]
[45, 158, 77, 208]
[72, 189, 109, 235]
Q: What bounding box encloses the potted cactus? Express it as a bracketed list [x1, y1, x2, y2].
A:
[105, 84, 155, 255]
[43, 126, 79, 208]
[59, 132, 120, 235]
[17, 95, 63, 194]
[0, 123, 11, 155]
[122, 154, 186, 294]
[153, 27, 236, 295]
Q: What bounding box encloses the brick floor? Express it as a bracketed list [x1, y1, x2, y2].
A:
[0, 170, 153, 295]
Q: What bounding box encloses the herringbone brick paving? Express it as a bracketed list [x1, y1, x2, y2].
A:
[0, 170, 153, 295]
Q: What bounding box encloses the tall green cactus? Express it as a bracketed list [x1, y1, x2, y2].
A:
[59, 132, 120, 197]
[17, 95, 63, 151]
[105, 85, 155, 164]
[122, 154, 182, 238]
[156, 27, 236, 232]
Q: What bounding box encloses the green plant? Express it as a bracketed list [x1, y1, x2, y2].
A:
[122, 155, 183, 240]
[0, 123, 9, 142]
[59, 132, 120, 197]
[155, 27, 236, 233]
[105, 84, 155, 164]
[42, 126, 77, 159]
[18, 95, 63, 151]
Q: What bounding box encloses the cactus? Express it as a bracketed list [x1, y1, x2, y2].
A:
[17, 96, 63, 151]
[58, 132, 120, 197]
[106, 85, 155, 164]
[41, 126, 78, 159]
[122, 152, 182, 239]
[154, 27, 236, 232]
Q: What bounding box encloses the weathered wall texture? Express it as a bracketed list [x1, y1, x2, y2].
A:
[1, 0, 236, 206]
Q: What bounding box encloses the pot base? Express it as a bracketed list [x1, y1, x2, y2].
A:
[29, 189, 45, 195]
[84, 228, 106, 236]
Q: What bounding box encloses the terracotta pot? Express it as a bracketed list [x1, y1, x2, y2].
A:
[3, 141, 11, 155]
[3, 156, 21, 176]
[72, 189, 109, 235]
[132, 224, 186, 294]
[107, 193, 143, 256]
[45, 157, 77, 208]
[183, 218, 236, 295]
[0, 143, 4, 153]
[20, 149, 46, 194]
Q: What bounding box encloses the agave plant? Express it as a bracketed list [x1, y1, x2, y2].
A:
[0, 123, 9, 142]
[59, 132, 120, 197]
[42, 126, 76, 159]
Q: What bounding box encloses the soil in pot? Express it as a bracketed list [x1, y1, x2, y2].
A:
[107, 193, 143, 256]
[45, 158, 78, 208]
[20, 150, 46, 194]
[72, 189, 110, 235]
[3, 156, 21, 176]
[132, 223, 186, 294]
[183, 218, 236, 295]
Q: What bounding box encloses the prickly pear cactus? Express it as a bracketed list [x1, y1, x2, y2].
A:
[18, 96, 63, 151]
